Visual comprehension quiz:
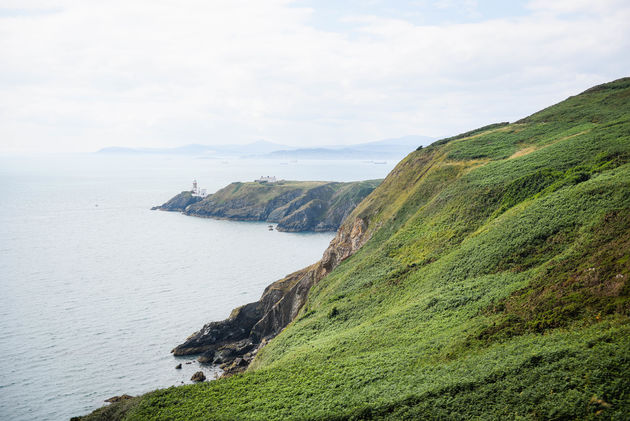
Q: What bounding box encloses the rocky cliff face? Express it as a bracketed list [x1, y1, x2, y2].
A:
[164, 181, 380, 372]
[151, 191, 202, 211]
[171, 216, 372, 374]
[153, 180, 380, 232]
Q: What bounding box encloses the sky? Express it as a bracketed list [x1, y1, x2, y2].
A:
[0, 0, 629, 153]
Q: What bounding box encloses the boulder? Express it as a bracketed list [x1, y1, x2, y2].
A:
[105, 394, 133, 403]
[190, 371, 206, 382]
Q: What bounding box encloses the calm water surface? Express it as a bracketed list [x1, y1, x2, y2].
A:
[0, 155, 396, 420]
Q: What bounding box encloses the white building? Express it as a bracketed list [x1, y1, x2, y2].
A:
[256, 176, 277, 183]
[191, 179, 208, 197]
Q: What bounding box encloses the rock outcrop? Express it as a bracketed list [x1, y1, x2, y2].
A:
[151, 191, 202, 212]
[104, 395, 133, 403]
[190, 371, 206, 382]
[171, 216, 372, 371]
[153, 180, 381, 232]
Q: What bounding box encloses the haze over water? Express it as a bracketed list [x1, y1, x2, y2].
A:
[0, 154, 396, 421]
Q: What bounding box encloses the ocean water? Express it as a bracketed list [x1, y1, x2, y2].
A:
[0, 154, 396, 421]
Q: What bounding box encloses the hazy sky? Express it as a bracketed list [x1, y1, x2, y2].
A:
[1, 0, 629, 153]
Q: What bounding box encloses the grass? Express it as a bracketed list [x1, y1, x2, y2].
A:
[80, 78, 630, 420]
[205, 180, 382, 207]
[212, 181, 328, 205]
[185, 179, 382, 231]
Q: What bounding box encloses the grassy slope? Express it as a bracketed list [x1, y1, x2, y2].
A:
[209, 181, 327, 205]
[84, 78, 630, 420]
[205, 180, 381, 206]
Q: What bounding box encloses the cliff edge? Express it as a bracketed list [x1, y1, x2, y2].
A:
[171, 215, 372, 374]
[153, 179, 381, 232]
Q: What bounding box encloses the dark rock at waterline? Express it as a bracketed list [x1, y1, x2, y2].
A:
[171, 217, 371, 378]
[175, 363, 182, 369]
[191, 371, 206, 382]
[172, 302, 262, 357]
[152, 191, 202, 212]
[197, 350, 215, 364]
[104, 394, 133, 403]
[213, 339, 255, 365]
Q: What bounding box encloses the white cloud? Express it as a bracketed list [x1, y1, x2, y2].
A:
[526, 0, 629, 15]
[0, 0, 629, 152]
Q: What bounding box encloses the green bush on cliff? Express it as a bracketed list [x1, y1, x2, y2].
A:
[81, 78, 630, 420]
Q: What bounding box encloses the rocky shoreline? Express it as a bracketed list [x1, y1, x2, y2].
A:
[152, 179, 380, 232]
[171, 216, 372, 377]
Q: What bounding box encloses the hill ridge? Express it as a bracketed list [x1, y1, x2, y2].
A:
[80, 77, 630, 420]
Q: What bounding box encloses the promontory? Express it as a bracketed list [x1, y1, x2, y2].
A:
[152, 179, 381, 232]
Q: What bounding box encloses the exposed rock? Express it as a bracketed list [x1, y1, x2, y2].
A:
[197, 350, 215, 364]
[172, 303, 262, 356]
[220, 357, 251, 377]
[190, 371, 206, 382]
[104, 394, 133, 403]
[171, 215, 373, 374]
[211, 339, 255, 366]
[151, 191, 202, 212]
[175, 363, 182, 369]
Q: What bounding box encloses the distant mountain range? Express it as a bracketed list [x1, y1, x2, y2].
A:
[258, 136, 434, 160]
[97, 136, 434, 160]
[97, 140, 289, 157]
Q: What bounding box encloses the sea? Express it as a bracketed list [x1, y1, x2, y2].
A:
[0, 154, 397, 421]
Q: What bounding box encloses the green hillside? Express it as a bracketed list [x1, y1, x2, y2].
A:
[155, 180, 381, 232]
[81, 78, 630, 420]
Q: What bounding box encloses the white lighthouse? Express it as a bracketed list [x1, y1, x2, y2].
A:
[191, 179, 207, 197]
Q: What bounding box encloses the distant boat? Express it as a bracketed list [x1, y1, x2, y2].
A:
[373, 161, 387, 164]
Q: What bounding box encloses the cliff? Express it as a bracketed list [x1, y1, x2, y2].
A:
[150, 191, 201, 211]
[80, 78, 630, 420]
[171, 216, 371, 372]
[153, 180, 381, 232]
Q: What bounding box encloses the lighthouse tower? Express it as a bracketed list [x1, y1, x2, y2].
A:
[192, 179, 198, 195]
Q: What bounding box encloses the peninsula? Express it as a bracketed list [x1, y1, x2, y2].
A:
[153, 179, 381, 232]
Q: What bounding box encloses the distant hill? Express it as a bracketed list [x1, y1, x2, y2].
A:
[97, 140, 290, 157]
[152, 179, 382, 232]
[97, 135, 434, 160]
[260, 135, 434, 160]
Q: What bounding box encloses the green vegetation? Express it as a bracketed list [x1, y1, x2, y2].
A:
[184, 179, 382, 232]
[213, 180, 328, 205]
[81, 78, 630, 420]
